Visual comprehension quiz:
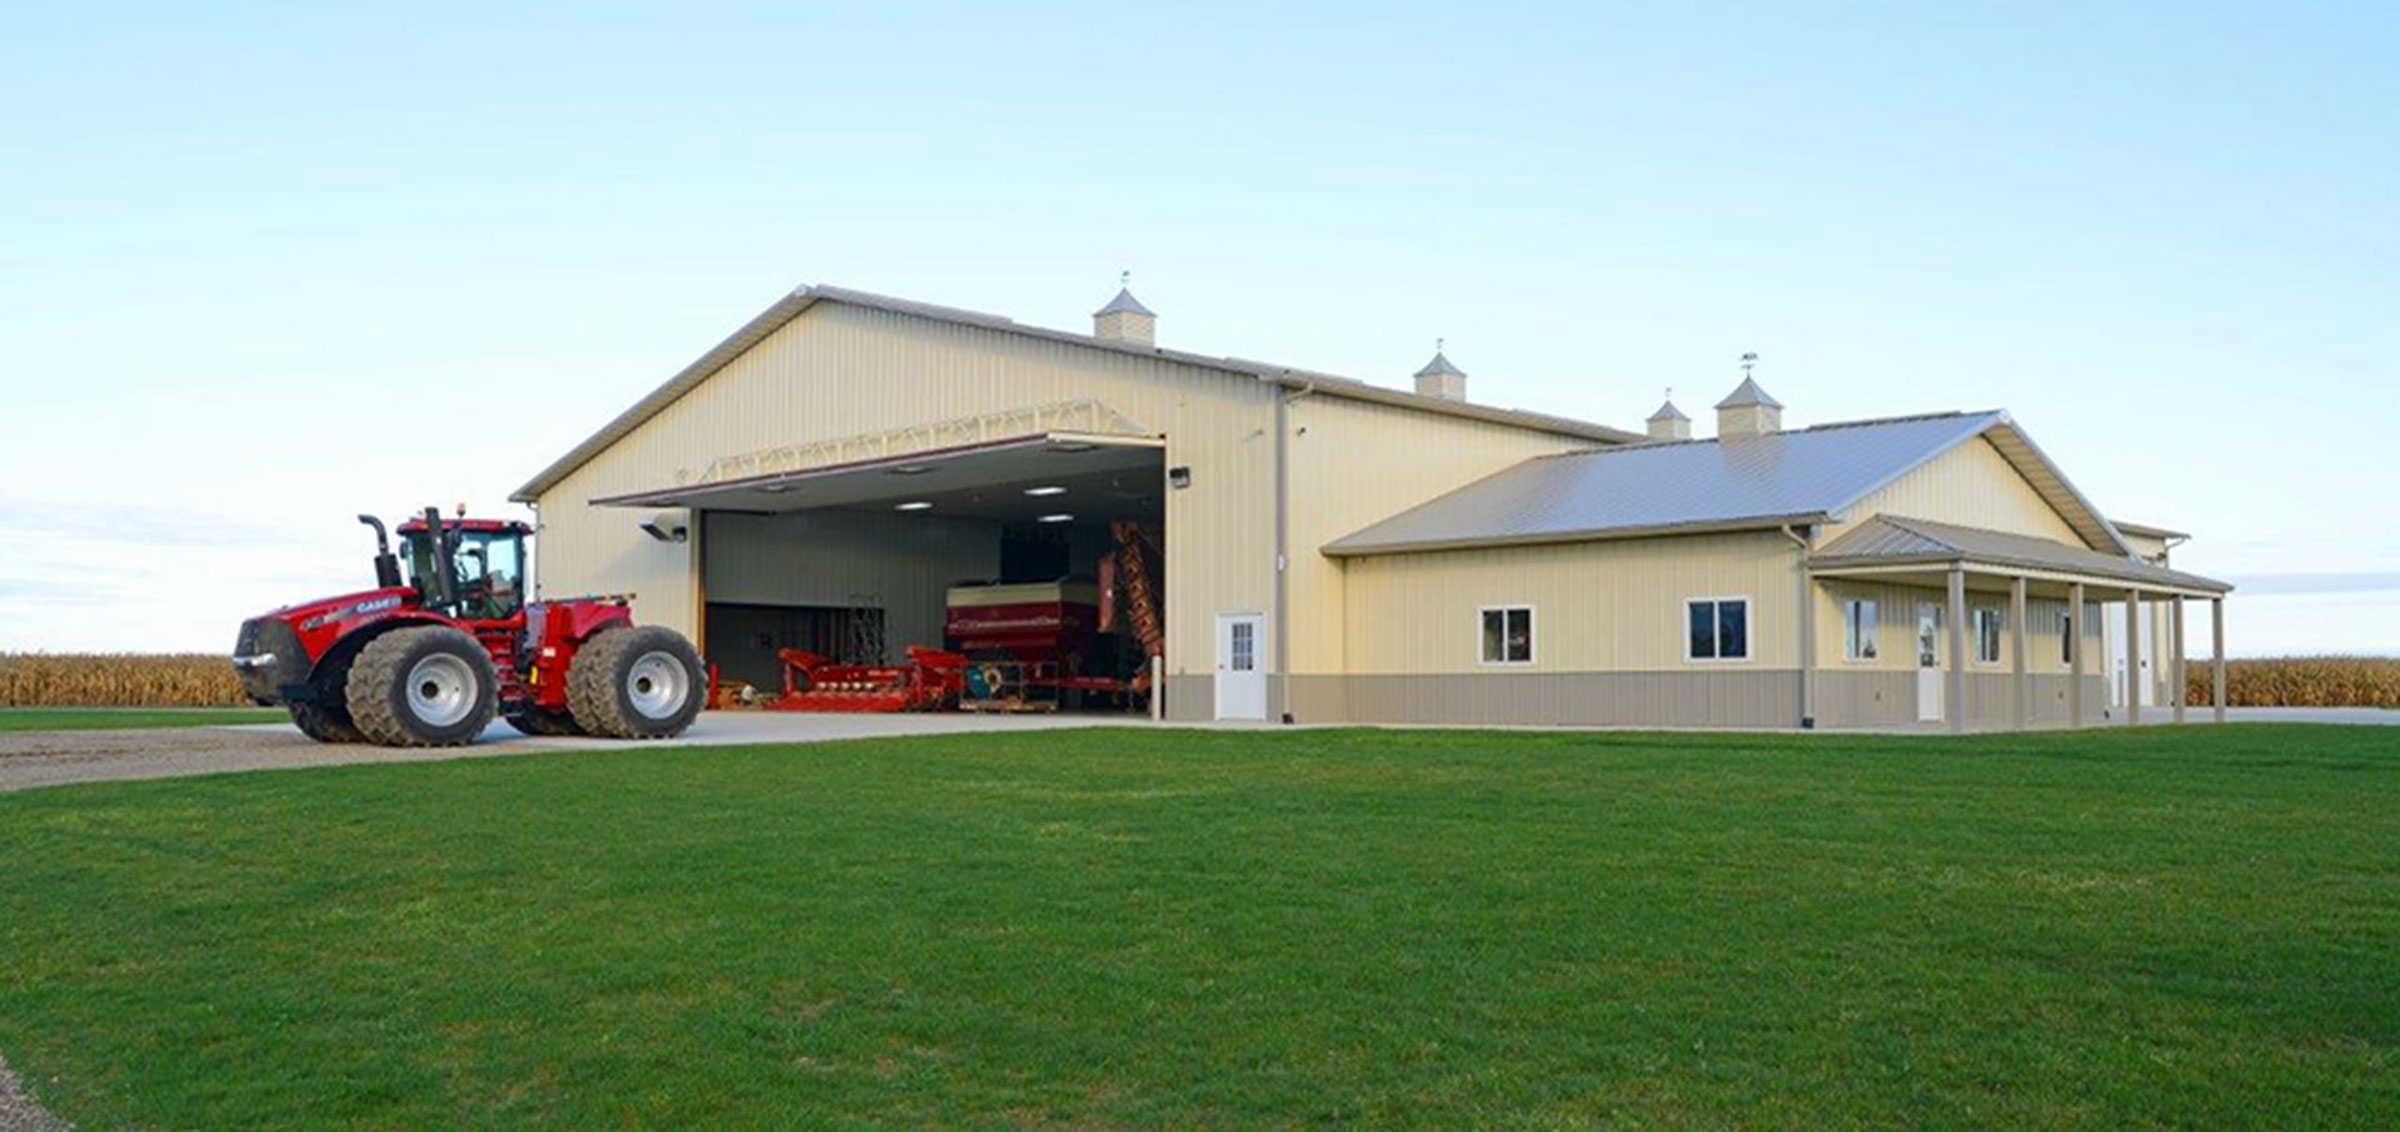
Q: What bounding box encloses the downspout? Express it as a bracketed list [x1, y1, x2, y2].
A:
[1271, 376, 1316, 724]
[1782, 524, 1816, 729]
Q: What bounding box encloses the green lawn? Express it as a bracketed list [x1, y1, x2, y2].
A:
[0, 706, 282, 732]
[1, 726, 2394, 1129]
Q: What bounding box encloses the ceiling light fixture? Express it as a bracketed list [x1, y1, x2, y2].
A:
[1024, 485, 1066, 496]
[888, 464, 935, 476]
[1037, 513, 1074, 524]
[1050, 442, 1099, 454]
[757, 484, 791, 494]
[896, 501, 933, 512]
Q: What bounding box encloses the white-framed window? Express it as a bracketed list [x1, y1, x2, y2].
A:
[1842, 598, 1880, 662]
[1685, 597, 1750, 662]
[1479, 606, 1534, 665]
[1229, 618, 1256, 672]
[1974, 607, 2004, 665]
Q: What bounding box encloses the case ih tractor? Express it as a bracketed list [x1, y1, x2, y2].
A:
[232, 508, 705, 747]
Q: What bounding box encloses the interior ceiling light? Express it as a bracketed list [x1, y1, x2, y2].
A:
[1024, 485, 1067, 496]
[1037, 513, 1074, 524]
[896, 501, 934, 511]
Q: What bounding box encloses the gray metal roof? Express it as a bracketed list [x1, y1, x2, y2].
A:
[1094, 287, 1155, 317]
[1715, 376, 1783, 409]
[1647, 398, 1688, 422]
[1323, 411, 2132, 557]
[1814, 515, 2230, 594]
[512, 285, 1643, 502]
[1414, 350, 1466, 378]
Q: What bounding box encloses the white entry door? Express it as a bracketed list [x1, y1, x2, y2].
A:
[2105, 603, 2157, 708]
[1916, 602, 1945, 723]
[1214, 613, 1267, 721]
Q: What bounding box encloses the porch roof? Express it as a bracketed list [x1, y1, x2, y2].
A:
[1811, 515, 2232, 596]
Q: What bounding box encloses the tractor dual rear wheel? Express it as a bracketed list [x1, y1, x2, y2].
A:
[504, 705, 584, 737]
[289, 700, 364, 744]
[290, 648, 365, 743]
[346, 626, 498, 747]
[566, 626, 704, 739]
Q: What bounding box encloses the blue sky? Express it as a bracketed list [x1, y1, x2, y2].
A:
[2, 1, 2393, 654]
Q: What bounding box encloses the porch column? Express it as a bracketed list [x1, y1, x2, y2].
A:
[2010, 576, 2029, 730]
[2211, 597, 2227, 724]
[2171, 597, 2188, 724]
[2069, 582, 2087, 727]
[1947, 567, 1968, 734]
[2124, 588, 2142, 725]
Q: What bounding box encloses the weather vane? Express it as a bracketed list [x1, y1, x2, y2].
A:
[1740, 352, 1758, 378]
[1436, 337, 1446, 353]
[1120, 269, 1131, 288]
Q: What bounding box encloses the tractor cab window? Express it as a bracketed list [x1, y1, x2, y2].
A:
[402, 528, 526, 620]
[455, 531, 525, 620]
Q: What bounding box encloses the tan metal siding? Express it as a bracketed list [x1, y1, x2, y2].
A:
[1286, 395, 1596, 679]
[1827, 436, 2087, 547]
[535, 302, 1278, 678]
[1341, 530, 1800, 675]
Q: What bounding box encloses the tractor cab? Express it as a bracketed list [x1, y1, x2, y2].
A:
[391, 514, 531, 622]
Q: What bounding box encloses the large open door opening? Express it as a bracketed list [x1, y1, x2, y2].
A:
[601, 433, 1166, 716]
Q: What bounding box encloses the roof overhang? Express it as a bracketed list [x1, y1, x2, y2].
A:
[590, 432, 1163, 515]
[513, 284, 1641, 503]
[1322, 513, 1830, 558]
[1809, 557, 2229, 599]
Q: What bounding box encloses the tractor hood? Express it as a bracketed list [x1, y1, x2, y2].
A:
[251, 587, 419, 630]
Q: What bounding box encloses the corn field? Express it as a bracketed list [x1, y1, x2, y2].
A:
[2185, 656, 2400, 709]
[0, 653, 251, 708]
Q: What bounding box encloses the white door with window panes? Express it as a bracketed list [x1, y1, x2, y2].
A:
[1916, 602, 1945, 723]
[1214, 613, 1266, 720]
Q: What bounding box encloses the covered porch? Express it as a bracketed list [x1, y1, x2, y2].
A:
[1807, 516, 2235, 732]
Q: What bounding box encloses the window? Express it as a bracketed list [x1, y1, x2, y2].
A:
[1229, 620, 1255, 672]
[1686, 598, 1749, 661]
[2061, 610, 2075, 665]
[1975, 608, 2003, 665]
[1843, 598, 1879, 661]
[1479, 606, 1533, 665]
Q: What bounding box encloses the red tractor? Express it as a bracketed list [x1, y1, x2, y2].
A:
[232, 508, 706, 747]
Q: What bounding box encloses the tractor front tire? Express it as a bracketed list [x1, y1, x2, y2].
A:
[288, 700, 364, 744]
[346, 626, 498, 747]
[505, 706, 584, 737]
[566, 626, 705, 739]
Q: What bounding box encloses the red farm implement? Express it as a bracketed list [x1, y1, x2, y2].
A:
[768, 646, 967, 712]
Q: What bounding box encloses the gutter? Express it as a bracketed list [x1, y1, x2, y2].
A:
[1781, 523, 1816, 729]
[1270, 377, 1317, 723]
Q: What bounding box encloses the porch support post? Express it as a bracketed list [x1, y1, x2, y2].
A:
[1947, 566, 1968, 734]
[2010, 576, 2029, 730]
[2171, 597, 2188, 724]
[2069, 582, 2087, 728]
[2211, 598, 2227, 724]
[2125, 588, 2143, 726]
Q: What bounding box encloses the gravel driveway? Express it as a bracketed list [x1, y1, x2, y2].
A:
[0, 1054, 69, 1132]
[0, 712, 1121, 794]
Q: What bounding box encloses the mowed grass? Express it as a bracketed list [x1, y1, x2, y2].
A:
[0, 706, 283, 732]
[0, 727, 2394, 1130]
